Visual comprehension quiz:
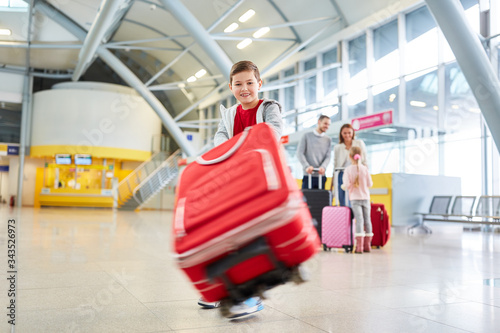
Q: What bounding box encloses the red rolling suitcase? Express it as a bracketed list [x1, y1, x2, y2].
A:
[371, 203, 390, 247]
[172, 123, 320, 313]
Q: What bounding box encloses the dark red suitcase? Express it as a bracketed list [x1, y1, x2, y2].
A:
[173, 123, 320, 310]
[371, 203, 390, 247]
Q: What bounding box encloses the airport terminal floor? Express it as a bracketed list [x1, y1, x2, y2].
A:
[1, 206, 500, 332]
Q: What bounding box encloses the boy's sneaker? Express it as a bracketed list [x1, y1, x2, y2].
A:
[226, 297, 263, 319]
[197, 297, 221, 309]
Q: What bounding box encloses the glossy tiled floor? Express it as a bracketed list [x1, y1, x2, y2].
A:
[1, 206, 500, 332]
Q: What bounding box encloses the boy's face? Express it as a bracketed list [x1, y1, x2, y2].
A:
[229, 70, 262, 109]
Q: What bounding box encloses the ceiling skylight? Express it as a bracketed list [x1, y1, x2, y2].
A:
[237, 38, 252, 49]
[253, 27, 270, 38]
[224, 23, 239, 33]
[239, 9, 255, 22]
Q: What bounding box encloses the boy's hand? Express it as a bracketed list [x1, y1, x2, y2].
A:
[306, 166, 314, 174]
[318, 167, 325, 175]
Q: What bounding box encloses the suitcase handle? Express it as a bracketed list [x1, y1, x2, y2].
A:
[307, 168, 323, 189]
[196, 127, 250, 165]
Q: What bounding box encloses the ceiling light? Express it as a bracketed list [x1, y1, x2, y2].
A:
[451, 104, 460, 109]
[433, 106, 439, 111]
[0, 28, 12, 36]
[237, 38, 252, 49]
[388, 93, 396, 103]
[187, 76, 196, 83]
[239, 9, 255, 22]
[379, 127, 397, 133]
[410, 100, 426, 108]
[469, 107, 481, 113]
[253, 27, 270, 38]
[195, 69, 207, 78]
[224, 23, 239, 33]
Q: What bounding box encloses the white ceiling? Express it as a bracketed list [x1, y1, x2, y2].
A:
[0, 0, 420, 115]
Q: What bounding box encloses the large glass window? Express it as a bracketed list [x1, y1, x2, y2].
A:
[322, 47, 339, 103]
[348, 34, 367, 118]
[0, 0, 28, 8]
[404, 137, 439, 175]
[267, 74, 280, 102]
[443, 134, 482, 194]
[405, 68, 438, 127]
[284, 67, 295, 111]
[347, 90, 367, 119]
[405, 6, 438, 74]
[445, 62, 480, 133]
[373, 79, 399, 118]
[373, 19, 399, 84]
[370, 142, 401, 174]
[304, 58, 317, 105]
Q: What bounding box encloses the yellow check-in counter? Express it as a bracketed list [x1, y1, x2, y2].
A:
[38, 187, 114, 208]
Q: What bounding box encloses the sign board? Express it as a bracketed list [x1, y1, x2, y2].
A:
[352, 110, 393, 131]
[280, 135, 289, 144]
[0, 145, 19, 156]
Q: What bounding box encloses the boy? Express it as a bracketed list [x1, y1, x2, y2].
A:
[198, 60, 283, 318]
[214, 60, 283, 146]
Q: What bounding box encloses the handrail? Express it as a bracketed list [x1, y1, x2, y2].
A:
[132, 149, 182, 206]
[115, 151, 168, 205]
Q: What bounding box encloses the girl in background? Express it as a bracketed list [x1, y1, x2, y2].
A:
[342, 146, 373, 253]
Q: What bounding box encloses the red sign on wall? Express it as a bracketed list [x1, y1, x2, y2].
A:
[280, 135, 289, 144]
[352, 110, 393, 131]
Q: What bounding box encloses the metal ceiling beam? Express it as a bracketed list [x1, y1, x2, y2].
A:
[329, 0, 348, 27]
[131, 0, 244, 87]
[159, 0, 233, 80]
[72, 0, 127, 81]
[34, 0, 196, 156]
[267, 0, 302, 43]
[426, 0, 500, 153]
[116, 18, 216, 87]
[107, 16, 334, 47]
[262, 17, 341, 76]
[17, 0, 35, 207]
[174, 81, 227, 121]
[212, 17, 336, 36]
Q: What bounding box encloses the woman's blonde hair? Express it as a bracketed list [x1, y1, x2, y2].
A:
[349, 146, 362, 187]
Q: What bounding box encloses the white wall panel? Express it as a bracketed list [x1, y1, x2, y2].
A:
[31, 82, 162, 154]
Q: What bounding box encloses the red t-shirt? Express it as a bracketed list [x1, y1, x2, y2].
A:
[233, 99, 263, 136]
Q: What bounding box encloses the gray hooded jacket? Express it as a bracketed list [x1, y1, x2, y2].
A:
[214, 98, 283, 146]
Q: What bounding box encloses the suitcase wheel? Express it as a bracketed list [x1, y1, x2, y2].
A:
[219, 299, 234, 318]
[322, 244, 327, 251]
[290, 265, 307, 285]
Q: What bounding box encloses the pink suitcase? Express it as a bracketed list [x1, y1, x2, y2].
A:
[321, 206, 354, 252]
